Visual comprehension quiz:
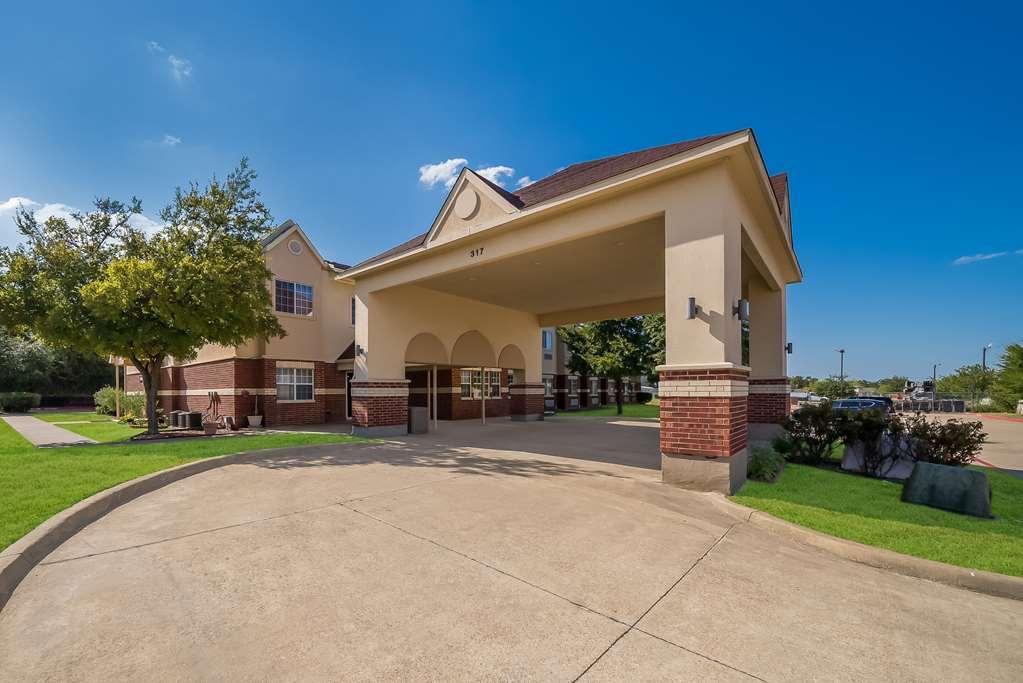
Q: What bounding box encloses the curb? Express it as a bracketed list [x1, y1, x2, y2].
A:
[718, 496, 1023, 601]
[0, 442, 345, 612]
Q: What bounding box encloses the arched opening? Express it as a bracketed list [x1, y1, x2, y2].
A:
[404, 333, 449, 433]
[450, 330, 497, 367]
[450, 330, 501, 424]
[498, 344, 526, 385]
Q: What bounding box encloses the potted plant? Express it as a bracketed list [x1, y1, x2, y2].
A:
[247, 392, 263, 428]
[202, 419, 219, 436]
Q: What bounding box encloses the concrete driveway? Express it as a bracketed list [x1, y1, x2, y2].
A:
[2, 417, 1021, 680]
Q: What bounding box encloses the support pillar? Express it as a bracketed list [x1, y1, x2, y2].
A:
[747, 273, 789, 441]
[509, 383, 545, 421]
[350, 380, 409, 437]
[660, 192, 748, 494]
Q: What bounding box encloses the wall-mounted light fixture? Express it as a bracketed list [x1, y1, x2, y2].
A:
[785, 342, 793, 354]
[356, 344, 365, 356]
[732, 298, 750, 322]
[686, 297, 701, 319]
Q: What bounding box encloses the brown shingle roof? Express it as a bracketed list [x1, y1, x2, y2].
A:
[351, 130, 750, 270]
[769, 172, 788, 212]
[337, 341, 356, 361]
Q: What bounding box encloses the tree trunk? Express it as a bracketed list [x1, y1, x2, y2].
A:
[616, 376, 624, 415]
[136, 361, 161, 435]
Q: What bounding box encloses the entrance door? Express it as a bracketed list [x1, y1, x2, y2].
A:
[345, 371, 353, 419]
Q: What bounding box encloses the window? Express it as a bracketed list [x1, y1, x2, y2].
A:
[276, 367, 313, 401]
[590, 378, 599, 394]
[459, 369, 500, 399]
[567, 376, 579, 395]
[541, 330, 553, 350]
[542, 376, 554, 397]
[350, 296, 356, 326]
[275, 280, 313, 316]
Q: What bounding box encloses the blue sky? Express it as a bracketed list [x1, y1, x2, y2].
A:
[1, 1, 1019, 380]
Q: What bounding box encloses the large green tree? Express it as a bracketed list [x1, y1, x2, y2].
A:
[991, 343, 1023, 412]
[0, 160, 284, 433]
[811, 376, 855, 400]
[558, 317, 652, 415]
[876, 375, 909, 395]
[936, 364, 995, 403]
[0, 326, 110, 395]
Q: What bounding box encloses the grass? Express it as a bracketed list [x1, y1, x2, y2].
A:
[560, 402, 660, 419]
[733, 462, 1023, 577]
[0, 418, 362, 551]
[34, 410, 144, 442]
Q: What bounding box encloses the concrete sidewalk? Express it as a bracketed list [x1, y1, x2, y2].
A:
[2, 419, 1021, 680]
[1, 415, 95, 447]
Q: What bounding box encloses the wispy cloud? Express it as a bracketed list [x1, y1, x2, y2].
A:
[419, 158, 468, 189]
[167, 54, 192, 81]
[1, 196, 161, 249]
[146, 40, 165, 53]
[515, 176, 533, 189]
[952, 251, 1013, 266]
[161, 134, 182, 147]
[476, 165, 515, 187]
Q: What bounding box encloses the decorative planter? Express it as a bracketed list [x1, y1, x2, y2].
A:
[247, 415, 263, 428]
[202, 422, 218, 436]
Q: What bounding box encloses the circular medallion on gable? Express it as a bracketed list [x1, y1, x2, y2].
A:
[453, 188, 480, 220]
[288, 239, 303, 255]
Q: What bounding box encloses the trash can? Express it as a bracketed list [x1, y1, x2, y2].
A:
[408, 406, 428, 434]
[186, 411, 203, 430]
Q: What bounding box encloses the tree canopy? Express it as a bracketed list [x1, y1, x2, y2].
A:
[0, 159, 285, 433]
[991, 343, 1023, 412]
[558, 317, 653, 414]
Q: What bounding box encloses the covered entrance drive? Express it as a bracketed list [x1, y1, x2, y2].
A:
[340, 130, 801, 493]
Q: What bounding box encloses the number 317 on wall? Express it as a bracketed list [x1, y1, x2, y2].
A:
[469, 246, 485, 258]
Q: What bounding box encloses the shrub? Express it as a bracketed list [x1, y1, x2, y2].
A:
[635, 391, 653, 403]
[838, 409, 899, 478]
[93, 386, 146, 420]
[776, 403, 843, 465]
[0, 392, 42, 413]
[747, 446, 785, 482]
[906, 416, 986, 467]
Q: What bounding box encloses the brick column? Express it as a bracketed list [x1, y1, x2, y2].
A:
[658, 367, 749, 494]
[350, 380, 409, 437]
[509, 383, 545, 421]
[748, 378, 790, 423]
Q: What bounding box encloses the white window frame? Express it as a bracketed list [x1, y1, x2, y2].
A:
[542, 376, 554, 398]
[459, 368, 501, 400]
[567, 376, 579, 395]
[274, 279, 314, 316]
[276, 366, 314, 402]
[590, 377, 599, 395]
[541, 330, 553, 350]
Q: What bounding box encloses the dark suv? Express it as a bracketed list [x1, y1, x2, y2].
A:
[830, 398, 887, 412]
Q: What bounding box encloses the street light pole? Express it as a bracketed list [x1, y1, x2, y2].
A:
[982, 343, 992, 372]
[932, 362, 941, 390]
[835, 349, 845, 382]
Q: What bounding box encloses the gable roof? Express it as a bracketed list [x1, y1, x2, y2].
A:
[350, 129, 780, 271]
[262, 219, 349, 272]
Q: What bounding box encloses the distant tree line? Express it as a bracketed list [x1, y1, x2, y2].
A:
[0, 326, 111, 396]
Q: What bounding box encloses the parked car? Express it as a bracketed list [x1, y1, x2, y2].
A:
[830, 398, 887, 413]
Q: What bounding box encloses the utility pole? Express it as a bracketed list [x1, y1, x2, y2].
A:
[835, 348, 845, 382]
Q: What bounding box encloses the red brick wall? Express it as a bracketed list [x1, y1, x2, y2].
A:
[748, 378, 790, 424]
[350, 380, 409, 428]
[510, 384, 545, 417]
[659, 368, 749, 458]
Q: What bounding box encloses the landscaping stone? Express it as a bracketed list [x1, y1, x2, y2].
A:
[901, 462, 992, 518]
[841, 437, 915, 480]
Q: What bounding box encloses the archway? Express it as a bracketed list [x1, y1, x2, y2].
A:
[404, 333, 448, 432]
[450, 330, 498, 424]
[498, 344, 526, 384]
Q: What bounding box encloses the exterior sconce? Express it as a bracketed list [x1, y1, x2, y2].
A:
[732, 299, 750, 322]
[686, 297, 701, 320]
[785, 342, 793, 354]
[356, 344, 365, 356]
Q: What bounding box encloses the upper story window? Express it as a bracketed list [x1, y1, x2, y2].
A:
[541, 330, 553, 350]
[275, 280, 313, 316]
[350, 296, 356, 326]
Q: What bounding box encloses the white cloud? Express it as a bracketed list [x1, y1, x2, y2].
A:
[168, 54, 192, 81]
[419, 158, 467, 189]
[952, 251, 1010, 266]
[1, 196, 162, 249]
[146, 40, 165, 53]
[476, 165, 515, 187]
[161, 134, 182, 147]
[515, 176, 534, 189]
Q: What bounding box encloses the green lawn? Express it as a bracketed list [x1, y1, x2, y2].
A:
[560, 402, 660, 419]
[733, 462, 1023, 577]
[34, 410, 144, 442]
[0, 418, 362, 551]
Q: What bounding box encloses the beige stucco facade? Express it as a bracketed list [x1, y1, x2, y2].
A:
[129, 129, 799, 493]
